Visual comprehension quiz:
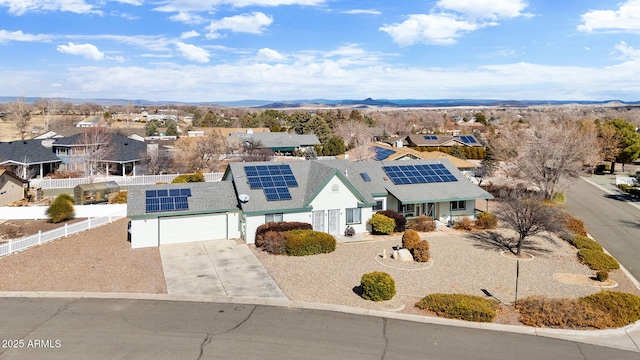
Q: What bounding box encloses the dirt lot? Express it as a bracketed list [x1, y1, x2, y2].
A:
[0, 218, 166, 293]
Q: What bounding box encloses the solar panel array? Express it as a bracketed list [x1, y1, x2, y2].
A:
[145, 188, 191, 213]
[456, 135, 477, 144]
[244, 164, 298, 201]
[382, 164, 458, 185]
[423, 135, 438, 140]
[371, 146, 395, 161]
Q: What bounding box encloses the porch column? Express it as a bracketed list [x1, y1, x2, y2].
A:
[485, 199, 489, 212]
[39, 163, 44, 178]
[105, 163, 109, 176]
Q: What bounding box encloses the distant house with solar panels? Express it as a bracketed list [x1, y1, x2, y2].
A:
[126, 159, 492, 248]
[406, 134, 482, 148]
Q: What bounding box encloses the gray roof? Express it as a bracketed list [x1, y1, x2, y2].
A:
[53, 133, 147, 163]
[230, 132, 320, 149]
[127, 182, 239, 218]
[226, 158, 492, 215]
[406, 134, 482, 147]
[0, 139, 61, 165]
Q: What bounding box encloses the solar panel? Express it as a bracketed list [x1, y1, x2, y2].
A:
[360, 172, 371, 182]
[145, 187, 192, 213]
[456, 135, 477, 144]
[382, 164, 458, 185]
[371, 146, 395, 161]
[423, 135, 437, 140]
[243, 164, 298, 201]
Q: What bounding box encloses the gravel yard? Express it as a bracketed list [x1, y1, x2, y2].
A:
[0, 218, 166, 293]
[251, 229, 640, 320]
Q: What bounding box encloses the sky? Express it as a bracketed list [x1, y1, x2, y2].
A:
[1, 0, 640, 102]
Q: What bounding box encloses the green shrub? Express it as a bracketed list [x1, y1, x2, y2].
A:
[407, 216, 436, 232]
[562, 214, 588, 237]
[474, 212, 497, 229]
[570, 235, 603, 251]
[255, 221, 312, 246]
[595, 271, 609, 282]
[46, 194, 75, 223]
[402, 229, 421, 250]
[171, 172, 205, 183]
[551, 192, 566, 204]
[618, 184, 633, 193]
[517, 296, 614, 329]
[412, 240, 430, 262]
[453, 217, 473, 231]
[284, 230, 336, 256]
[578, 249, 620, 271]
[360, 272, 396, 301]
[368, 213, 395, 235]
[580, 291, 640, 327]
[415, 294, 496, 322]
[376, 210, 406, 232]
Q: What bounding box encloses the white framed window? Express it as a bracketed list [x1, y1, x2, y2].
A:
[346, 208, 361, 224]
[451, 201, 466, 211]
[373, 200, 384, 211]
[265, 213, 283, 223]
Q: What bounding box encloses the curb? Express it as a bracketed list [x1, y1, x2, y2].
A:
[1, 290, 639, 353]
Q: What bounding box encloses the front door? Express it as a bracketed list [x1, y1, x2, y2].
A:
[328, 209, 340, 235]
[312, 210, 325, 232]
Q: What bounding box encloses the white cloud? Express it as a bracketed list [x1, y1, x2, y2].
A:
[205, 12, 273, 39]
[180, 30, 200, 39]
[169, 12, 204, 24]
[578, 0, 640, 33]
[111, 0, 143, 5]
[154, 0, 324, 13]
[380, 14, 481, 46]
[0, 29, 51, 43]
[614, 41, 640, 60]
[342, 9, 381, 15]
[256, 48, 287, 62]
[57, 42, 105, 60]
[0, 0, 97, 15]
[175, 42, 210, 63]
[436, 0, 530, 20]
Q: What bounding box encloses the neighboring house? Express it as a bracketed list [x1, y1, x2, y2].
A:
[406, 134, 483, 148]
[52, 133, 148, 176]
[339, 142, 479, 170]
[76, 115, 103, 127]
[127, 159, 493, 248]
[127, 182, 241, 248]
[0, 139, 62, 179]
[0, 169, 27, 206]
[228, 132, 320, 153]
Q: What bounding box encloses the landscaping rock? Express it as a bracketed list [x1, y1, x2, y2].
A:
[395, 248, 413, 262]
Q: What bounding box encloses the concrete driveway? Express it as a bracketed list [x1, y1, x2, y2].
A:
[159, 240, 286, 299]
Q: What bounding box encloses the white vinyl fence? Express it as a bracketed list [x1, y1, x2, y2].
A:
[29, 172, 224, 189]
[616, 176, 637, 187]
[0, 213, 125, 258]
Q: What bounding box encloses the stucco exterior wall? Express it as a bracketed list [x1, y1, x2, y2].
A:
[130, 217, 159, 249]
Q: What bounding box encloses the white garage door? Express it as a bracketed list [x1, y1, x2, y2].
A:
[159, 213, 228, 245]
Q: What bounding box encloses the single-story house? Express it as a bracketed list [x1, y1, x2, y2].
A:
[127, 159, 493, 248]
[228, 132, 320, 153]
[0, 169, 27, 206]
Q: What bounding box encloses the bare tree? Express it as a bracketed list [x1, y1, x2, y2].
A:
[78, 124, 113, 181]
[173, 130, 228, 172]
[139, 143, 174, 175]
[8, 97, 32, 140]
[495, 189, 565, 256]
[488, 117, 600, 199]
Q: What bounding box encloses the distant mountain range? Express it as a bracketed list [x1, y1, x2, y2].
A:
[1, 96, 639, 108]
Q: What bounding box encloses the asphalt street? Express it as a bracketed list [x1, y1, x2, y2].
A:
[0, 297, 637, 360]
[564, 177, 640, 281]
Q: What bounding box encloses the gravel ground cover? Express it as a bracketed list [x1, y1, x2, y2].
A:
[251, 228, 640, 322]
[0, 218, 166, 293]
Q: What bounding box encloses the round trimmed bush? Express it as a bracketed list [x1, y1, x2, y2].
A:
[595, 271, 609, 282]
[360, 271, 396, 301]
[369, 213, 395, 235]
[402, 229, 420, 250]
[376, 210, 406, 232]
[412, 240, 430, 262]
[284, 229, 336, 256]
